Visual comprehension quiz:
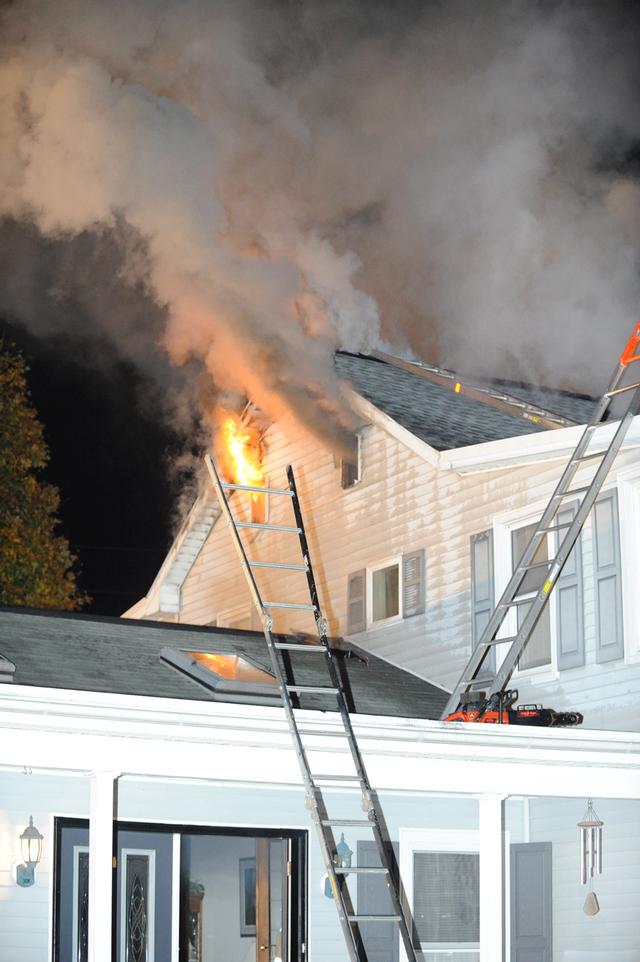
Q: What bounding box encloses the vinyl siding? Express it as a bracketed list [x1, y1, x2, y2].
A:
[0, 772, 90, 962]
[176, 416, 640, 729]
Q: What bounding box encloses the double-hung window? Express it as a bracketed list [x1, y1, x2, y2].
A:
[400, 828, 480, 959]
[347, 551, 426, 634]
[484, 489, 624, 675]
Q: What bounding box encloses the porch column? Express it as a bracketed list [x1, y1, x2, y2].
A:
[88, 770, 120, 962]
[479, 794, 506, 962]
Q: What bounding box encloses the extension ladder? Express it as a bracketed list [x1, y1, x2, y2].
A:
[205, 455, 419, 962]
[443, 322, 640, 718]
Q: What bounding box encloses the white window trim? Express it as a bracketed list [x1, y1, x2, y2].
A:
[119, 847, 156, 962]
[617, 463, 640, 663]
[72, 844, 90, 962]
[493, 500, 559, 683]
[366, 555, 403, 628]
[399, 827, 480, 959]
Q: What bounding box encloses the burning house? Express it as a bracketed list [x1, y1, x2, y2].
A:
[2, 340, 640, 962]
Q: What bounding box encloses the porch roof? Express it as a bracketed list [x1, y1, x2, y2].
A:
[0, 607, 449, 719]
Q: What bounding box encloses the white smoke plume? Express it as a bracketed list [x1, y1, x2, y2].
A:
[0, 0, 639, 454]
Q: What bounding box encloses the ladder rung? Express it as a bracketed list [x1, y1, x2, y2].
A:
[236, 521, 301, 532]
[463, 673, 495, 687]
[347, 915, 401, 923]
[604, 380, 640, 397]
[483, 635, 517, 647]
[274, 642, 325, 652]
[517, 560, 552, 572]
[287, 685, 338, 695]
[501, 596, 534, 607]
[263, 601, 317, 610]
[556, 486, 591, 498]
[335, 867, 388, 875]
[540, 522, 573, 533]
[221, 481, 293, 496]
[249, 560, 308, 571]
[322, 819, 373, 827]
[297, 728, 350, 737]
[313, 774, 361, 782]
[576, 450, 607, 461]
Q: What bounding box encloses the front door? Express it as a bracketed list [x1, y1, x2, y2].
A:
[54, 820, 305, 962]
[116, 830, 174, 962]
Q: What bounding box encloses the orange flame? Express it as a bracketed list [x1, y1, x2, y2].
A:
[222, 417, 264, 499]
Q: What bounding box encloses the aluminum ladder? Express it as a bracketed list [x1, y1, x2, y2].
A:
[442, 322, 640, 718]
[205, 455, 420, 962]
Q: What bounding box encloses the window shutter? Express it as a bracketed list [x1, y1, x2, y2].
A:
[402, 550, 425, 618]
[593, 491, 624, 663]
[555, 503, 585, 670]
[347, 570, 367, 634]
[471, 531, 494, 671]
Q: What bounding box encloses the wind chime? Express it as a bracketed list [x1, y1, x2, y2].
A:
[578, 798, 603, 916]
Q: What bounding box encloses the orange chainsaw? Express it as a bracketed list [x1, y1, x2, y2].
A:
[445, 689, 583, 727]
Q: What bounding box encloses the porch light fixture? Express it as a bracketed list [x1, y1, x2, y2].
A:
[324, 833, 354, 898]
[578, 798, 603, 885]
[16, 816, 43, 887]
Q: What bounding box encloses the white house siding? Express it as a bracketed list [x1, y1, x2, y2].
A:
[174, 411, 640, 730]
[0, 771, 89, 962]
[507, 796, 640, 961]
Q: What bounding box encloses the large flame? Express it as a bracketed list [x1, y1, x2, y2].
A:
[222, 416, 265, 499]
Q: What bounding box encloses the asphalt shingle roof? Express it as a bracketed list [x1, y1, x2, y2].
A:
[336, 352, 597, 450]
[0, 608, 449, 720]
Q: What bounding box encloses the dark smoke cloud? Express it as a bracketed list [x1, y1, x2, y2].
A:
[0, 0, 639, 454]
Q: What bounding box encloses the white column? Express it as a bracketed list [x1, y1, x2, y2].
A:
[88, 770, 120, 962]
[479, 794, 506, 962]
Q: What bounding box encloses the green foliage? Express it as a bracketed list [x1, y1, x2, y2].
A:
[0, 341, 86, 610]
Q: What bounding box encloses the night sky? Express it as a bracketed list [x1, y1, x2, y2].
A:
[1, 318, 182, 615]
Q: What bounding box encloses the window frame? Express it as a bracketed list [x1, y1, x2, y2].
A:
[159, 647, 280, 704]
[617, 463, 640, 663]
[366, 555, 403, 628]
[493, 503, 559, 682]
[399, 827, 480, 956]
[340, 433, 362, 490]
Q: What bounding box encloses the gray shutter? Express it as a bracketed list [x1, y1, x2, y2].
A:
[555, 503, 585, 670]
[347, 569, 366, 634]
[594, 490, 624, 663]
[471, 531, 495, 671]
[402, 550, 425, 617]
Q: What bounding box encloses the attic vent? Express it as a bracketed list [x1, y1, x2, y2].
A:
[0, 654, 16, 684]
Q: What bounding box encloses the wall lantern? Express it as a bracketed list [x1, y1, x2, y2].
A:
[323, 833, 354, 898]
[578, 798, 603, 885]
[16, 816, 43, 888]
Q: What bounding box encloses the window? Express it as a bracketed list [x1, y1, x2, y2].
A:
[495, 491, 621, 676]
[347, 551, 425, 633]
[511, 522, 552, 671]
[371, 561, 400, 623]
[400, 828, 479, 959]
[470, 531, 495, 671]
[160, 647, 279, 703]
[340, 434, 361, 489]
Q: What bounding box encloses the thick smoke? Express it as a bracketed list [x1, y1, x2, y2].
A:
[1, 0, 639, 455]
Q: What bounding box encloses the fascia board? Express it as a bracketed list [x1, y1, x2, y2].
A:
[346, 388, 441, 467]
[440, 414, 640, 475]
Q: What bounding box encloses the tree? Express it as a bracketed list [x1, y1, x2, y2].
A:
[0, 341, 86, 609]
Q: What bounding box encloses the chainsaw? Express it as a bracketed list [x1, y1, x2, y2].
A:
[445, 689, 583, 727]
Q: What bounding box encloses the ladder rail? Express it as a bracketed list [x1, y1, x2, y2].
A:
[443, 322, 640, 717]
